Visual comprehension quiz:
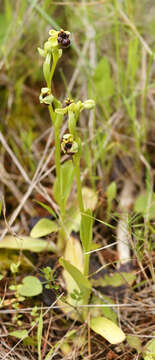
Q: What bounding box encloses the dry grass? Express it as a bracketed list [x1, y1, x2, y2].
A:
[0, 0, 155, 358]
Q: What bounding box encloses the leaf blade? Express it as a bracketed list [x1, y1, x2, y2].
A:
[90, 316, 126, 344]
[30, 218, 59, 238]
[0, 235, 57, 253]
[59, 258, 91, 293]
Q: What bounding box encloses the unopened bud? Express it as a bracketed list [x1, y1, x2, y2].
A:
[83, 99, 95, 109]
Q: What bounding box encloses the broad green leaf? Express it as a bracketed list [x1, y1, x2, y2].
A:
[59, 258, 91, 293]
[143, 338, 155, 360]
[64, 187, 97, 235]
[90, 316, 126, 344]
[0, 235, 57, 253]
[59, 237, 84, 319]
[92, 272, 136, 287]
[53, 160, 75, 206]
[127, 335, 142, 353]
[37, 312, 43, 360]
[80, 209, 93, 253]
[63, 236, 83, 301]
[34, 200, 56, 218]
[18, 276, 42, 297]
[30, 218, 59, 238]
[9, 330, 28, 339]
[65, 206, 81, 233]
[134, 192, 155, 219]
[91, 295, 117, 324]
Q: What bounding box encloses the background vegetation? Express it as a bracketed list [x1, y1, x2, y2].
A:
[0, 0, 155, 359]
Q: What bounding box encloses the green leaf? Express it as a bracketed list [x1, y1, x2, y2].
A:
[143, 338, 155, 360]
[18, 276, 42, 297]
[30, 218, 59, 238]
[64, 187, 97, 235]
[91, 295, 117, 324]
[53, 160, 75, 206]
[80, 209, 93, 253]
[34, 201, 56, 218]
[0, 235, 57, 252]
[37, 312, 43, 360]
[9, 330, 28, 339]
[90, 316, 126, 344]
[61, 237, 84, 317]
[127, 335, 142, 353]
[59, 258, 91, 293]
[92, 272, 136, 287]
[65, 206, 81, 234]
[134, 192, 155, 219]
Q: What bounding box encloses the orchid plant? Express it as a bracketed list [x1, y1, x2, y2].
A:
[36, 28, 126, 344]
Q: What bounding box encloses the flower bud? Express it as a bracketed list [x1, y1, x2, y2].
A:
[83, 99, 95, 109]
[39, 88, 54, 105]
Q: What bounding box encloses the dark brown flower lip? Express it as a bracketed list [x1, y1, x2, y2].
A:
[64, 142, 73, 150]
[62, 98, 74, 108]
[58, 30, 70, 38]
[57, 30, 70, 48]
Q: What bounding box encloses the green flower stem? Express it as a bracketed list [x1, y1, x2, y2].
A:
[54, 123, 61, 191]
[46, 56, 66, 251]
[47, 52, 58, 89]
[69, 116, 91, 283]
[73, 154, 90, 319]
[55, 130, 64, 214]
[73, 149, 90, 279]
[48, 104, 55, 124]
[73, 155, 84, 213]
[54, 123, 65, 251]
